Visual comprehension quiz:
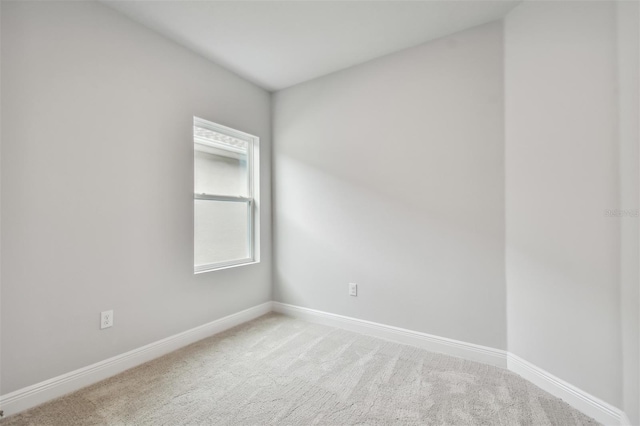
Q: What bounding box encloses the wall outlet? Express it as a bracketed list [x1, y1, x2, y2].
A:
[349, 283, 357, 297]
[100, 310, 113, 329]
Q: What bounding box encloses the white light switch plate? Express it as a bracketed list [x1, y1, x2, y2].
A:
[349, 283, 357, 297]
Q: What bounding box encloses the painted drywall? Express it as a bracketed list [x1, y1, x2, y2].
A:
[0, 1, 271, 394]
[272, 22, 506, 350]
[617, 1, 640, 423]
[0, 0, 3, 402]
[505, 1, 621, 407]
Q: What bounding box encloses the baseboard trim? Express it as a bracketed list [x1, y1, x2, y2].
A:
[0, 301, 273, 417]
[1, 301, 629, 426]
[272, 302, 507, 368]
[507, 353, 624, 425]
[273, 302, 629, 425]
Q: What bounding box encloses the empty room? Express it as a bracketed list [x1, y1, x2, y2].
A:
[1, 0, 639, 424]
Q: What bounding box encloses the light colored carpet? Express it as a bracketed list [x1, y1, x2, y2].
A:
[2, 313, 599, 425]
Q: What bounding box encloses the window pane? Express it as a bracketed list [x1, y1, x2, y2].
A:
[195, 199, 249, 266]
[194, 146, 248, 197]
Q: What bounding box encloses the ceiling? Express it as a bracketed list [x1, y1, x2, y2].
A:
[103, 1, 521, 92]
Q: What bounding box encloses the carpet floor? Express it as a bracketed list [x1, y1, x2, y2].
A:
[1, 313, 599, 425]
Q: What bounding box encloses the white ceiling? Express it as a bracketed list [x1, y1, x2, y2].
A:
[103, 1, 521, 92]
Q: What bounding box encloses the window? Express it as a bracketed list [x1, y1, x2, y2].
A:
[193, 117, 259, 273]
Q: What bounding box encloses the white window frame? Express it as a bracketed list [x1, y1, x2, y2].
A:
[193, 117, 260, 274]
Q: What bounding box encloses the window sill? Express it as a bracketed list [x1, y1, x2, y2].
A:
[194, 259, 259, 274]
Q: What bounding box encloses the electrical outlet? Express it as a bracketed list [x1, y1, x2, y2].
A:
[101, 310, 113, 329]
[349, 283, 357, 297]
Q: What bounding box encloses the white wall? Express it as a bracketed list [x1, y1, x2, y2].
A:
[505, 0, 621, 408]
[617, 1, 640, 423]
[0, 0, 3, 401]
[0, 1, 272, 394]
[273, 22, 506, 349]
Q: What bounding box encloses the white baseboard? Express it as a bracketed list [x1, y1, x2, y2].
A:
[0, 301, 273, 417]
[507, 353, 624, 426]
[273, 302, 629, 426]
[1, 300, 630, 426]
[272, 302, 507, 368]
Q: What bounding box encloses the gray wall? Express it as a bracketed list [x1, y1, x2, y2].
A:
[505, 1, 622, 408]
[0, 1, 272, 394]
[617, 1, 640, 423]
[273, 22, 506, 350]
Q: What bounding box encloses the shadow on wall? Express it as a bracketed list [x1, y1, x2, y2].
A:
[273, 155, 505, 348]
[272, 20, 506, 349]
